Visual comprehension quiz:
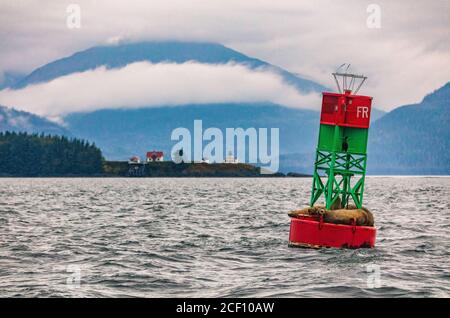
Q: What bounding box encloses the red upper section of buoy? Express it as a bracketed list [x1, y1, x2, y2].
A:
[320, 92, 373, 129]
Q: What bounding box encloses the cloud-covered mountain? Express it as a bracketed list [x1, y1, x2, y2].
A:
[0, 42, 327, 117]
[0, 105, 69, 136]
[0, 61, 321, 117]
[0, 41, 329, 170]
[2, 41, 448, 174]
[12, 41, 326, 93]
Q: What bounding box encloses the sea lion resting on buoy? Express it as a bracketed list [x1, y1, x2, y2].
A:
[322, 206, 374, 227]
[288, 206, 321, 218]
[288, 204, 374, 227]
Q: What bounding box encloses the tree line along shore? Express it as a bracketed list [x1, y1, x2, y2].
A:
[0, 132, 308, 177]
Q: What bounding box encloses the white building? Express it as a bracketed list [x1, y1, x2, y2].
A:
[128, 156, 141, 164]
[224, 152, 239, 164]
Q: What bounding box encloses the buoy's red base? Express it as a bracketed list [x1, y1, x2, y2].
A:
[289, 216, 376, 249]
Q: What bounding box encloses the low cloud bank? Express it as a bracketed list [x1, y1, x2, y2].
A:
[0, 61, 320, 117]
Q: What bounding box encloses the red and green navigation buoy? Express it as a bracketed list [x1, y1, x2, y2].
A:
[289, 65, 376, 248]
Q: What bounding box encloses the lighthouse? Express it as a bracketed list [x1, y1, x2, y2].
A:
[289, 64, 376, 249]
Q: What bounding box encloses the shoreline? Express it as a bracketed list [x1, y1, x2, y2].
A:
[0, 161, 312, 178]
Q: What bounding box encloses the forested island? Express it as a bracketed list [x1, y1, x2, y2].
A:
[0, 132, 103, 176]
[0, 132, 306, 177]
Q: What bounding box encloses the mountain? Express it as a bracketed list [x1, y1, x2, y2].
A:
[370, 108, 386, 122]
[4, 41, 332, 172]
[64, 103, 320, 162]
[367, 82, 450, 174]
[0, 71, 25, 90]
[0, 105, 69, 136]
[1, 41, 446, 174]
[64, 101, 384, 172]
[13, 41, 326, 93]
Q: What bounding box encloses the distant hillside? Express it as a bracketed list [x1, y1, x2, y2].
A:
[12, 41, 326, 93]
[64, 103, 320, 162]
[368, 82, 450, 174]
[64, 102, 384, 173]
[0, 105, 69, 136]
[0, 71, 25, 90]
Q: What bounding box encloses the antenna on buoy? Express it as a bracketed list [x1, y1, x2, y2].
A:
[332, 63, 367, 95]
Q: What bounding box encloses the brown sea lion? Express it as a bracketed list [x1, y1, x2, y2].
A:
[288, 207, 309, 218]
[288, 206, 322, 218]
[322, 208, 374, 227]
[288, 204, 374, 227]
[345, 204, 375, 226]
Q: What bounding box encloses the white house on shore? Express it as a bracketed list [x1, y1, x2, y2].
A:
[128, 156, 141, 164]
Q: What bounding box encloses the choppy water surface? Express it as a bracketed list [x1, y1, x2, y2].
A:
[0, 177, 449, 297]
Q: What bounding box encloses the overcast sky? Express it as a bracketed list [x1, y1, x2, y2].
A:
[0, 0, 449, 113]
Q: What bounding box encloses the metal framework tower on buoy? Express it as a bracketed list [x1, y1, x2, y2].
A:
[288, 64, 376, 249]
[311, 64, 372, 210]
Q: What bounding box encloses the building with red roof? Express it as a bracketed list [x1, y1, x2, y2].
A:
[146, 151, 164, 162]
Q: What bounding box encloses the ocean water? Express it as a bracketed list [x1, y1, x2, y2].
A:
[0, 177, 449, 298]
